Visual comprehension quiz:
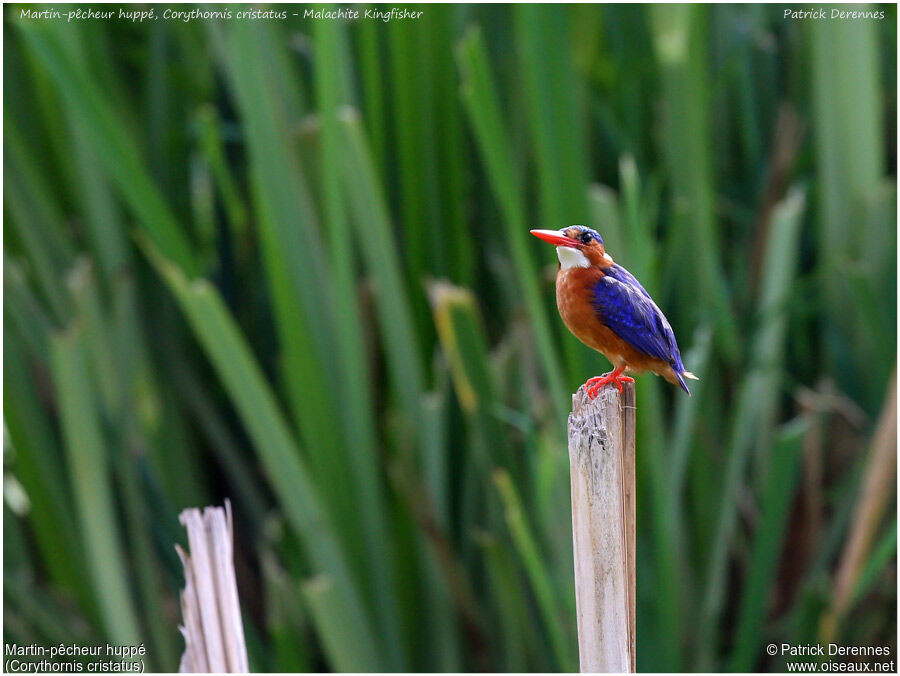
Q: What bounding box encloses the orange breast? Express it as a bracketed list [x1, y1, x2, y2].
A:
[555, 267, 673, 377]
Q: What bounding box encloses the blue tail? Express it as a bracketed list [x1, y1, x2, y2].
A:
[673, 368, 698, 396]
[674, 371, 691, 396]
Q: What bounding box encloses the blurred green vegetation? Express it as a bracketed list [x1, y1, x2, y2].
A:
[4, 3, 897, 672]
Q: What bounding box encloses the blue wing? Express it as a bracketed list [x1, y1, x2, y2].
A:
[591, 264, 684, 371]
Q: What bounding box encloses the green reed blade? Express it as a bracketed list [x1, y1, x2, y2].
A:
[4, 125, 72, 324]
[301, 576, 381, 673]
[648, 4, 739, 361]
[389, 19, 430, 295]
[261, 550, 311, 673]
[494, 469, 576, 672]
[314, 19, 406, 669]
[221, 20, 370, 588]
[729, 418, 806, 671]
[194, 105, 250, 262]
[4, 330, 85, 604]
[850, 518, 897, 608]
[477, 532, 544, 672]
[428, 6, 475, 287]
[456, 27, 568, 418]
[5, 258, 54, 361]
[50, 326, 142, 646]
[336, 109, 427, 427]
[354, 16, 387, 177]
[16, 21, 196, 274]
[696, 187, 806, 668]
[428, 281, 512, 470]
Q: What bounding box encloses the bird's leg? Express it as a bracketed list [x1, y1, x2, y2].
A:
[584, 365, 635, 398]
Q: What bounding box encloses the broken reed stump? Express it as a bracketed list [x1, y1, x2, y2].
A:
[568, 381, 636, 673]
[177, 500, 249, 673]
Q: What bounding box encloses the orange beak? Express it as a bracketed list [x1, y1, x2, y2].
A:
[530, 229, 581, 247]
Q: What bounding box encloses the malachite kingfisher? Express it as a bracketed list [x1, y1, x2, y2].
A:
[531, 225, 698, 398]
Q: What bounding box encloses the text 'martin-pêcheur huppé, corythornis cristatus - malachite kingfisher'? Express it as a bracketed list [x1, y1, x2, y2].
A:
[531, 225, 697, 398]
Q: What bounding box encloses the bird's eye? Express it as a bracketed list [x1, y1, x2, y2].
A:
[580, 232, 592, 244]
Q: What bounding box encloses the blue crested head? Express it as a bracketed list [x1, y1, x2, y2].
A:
[568, 225, 603, 246]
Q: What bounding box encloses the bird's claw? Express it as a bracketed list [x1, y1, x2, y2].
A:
[584, 368, 634, 398]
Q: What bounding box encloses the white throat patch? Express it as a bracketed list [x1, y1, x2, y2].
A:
[556, 246, 590, 269]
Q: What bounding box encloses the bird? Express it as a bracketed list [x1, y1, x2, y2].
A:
[530, 225, 697, 398]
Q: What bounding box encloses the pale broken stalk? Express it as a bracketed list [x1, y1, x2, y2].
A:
[568, 382, 636, 672]
[177, 500, 248, 673]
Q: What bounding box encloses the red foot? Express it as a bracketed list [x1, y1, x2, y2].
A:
[584, 366, 634, 398]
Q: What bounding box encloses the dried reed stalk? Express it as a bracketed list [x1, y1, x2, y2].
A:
[177, 500, 248, 673]
[568, 382, 636, 672]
